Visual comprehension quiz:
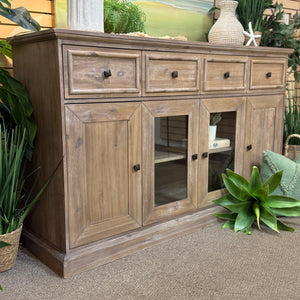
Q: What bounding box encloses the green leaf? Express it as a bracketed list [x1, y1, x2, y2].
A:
[213, 194, 248, 213]
[0, 6, 40, 32]
[249, 166, 262, 193]
[252, 202, 261, 230]
[222, 173, 243, 201]
[277, 219, 295, 232]
[0, 240, 10, 248]
[0, 40, 12, 58]
[262, 170, 283, 193]
[222, 220, 235, 229]
[214, 212, 237, 221]
[226, 169, 249, 190]
[260, 207, 279, 232]
[265, 195, 300, 208]
[240, 186, 252, 202]
[234, 204, 255, 232]
[253, 185, 269, 203]
[270, 207, 300, 217]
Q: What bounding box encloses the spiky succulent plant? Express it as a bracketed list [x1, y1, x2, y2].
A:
[213, 167, 300, 234]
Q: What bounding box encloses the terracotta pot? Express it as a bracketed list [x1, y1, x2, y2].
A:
[0, 225, 22, 272]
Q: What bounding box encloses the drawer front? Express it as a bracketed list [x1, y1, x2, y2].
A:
[144, 52, 200, 94]
[203, 56, 248, 92]
[63, 46, 141, 98]
[250, 59, 286, 90]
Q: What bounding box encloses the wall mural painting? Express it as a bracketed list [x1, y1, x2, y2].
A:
[55, 0, 214, 41]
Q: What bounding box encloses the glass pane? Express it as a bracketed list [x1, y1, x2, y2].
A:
[208, 112, 236, 192]
[154, 116, 188, 207]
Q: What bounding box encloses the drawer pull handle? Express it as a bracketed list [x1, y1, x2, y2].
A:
[247, 144, 252, 151]
[171, 71, 178, 78]
[224, 72, 230, 79]
[202, 152, 208, 158]
[192, 154, 198, 160]
[103, 69, 112, 78]
[266, 72, 272, 78]
[133, 164, 141, 171]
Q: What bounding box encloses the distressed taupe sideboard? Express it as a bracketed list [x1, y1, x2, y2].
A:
[11, 29, 292, 277]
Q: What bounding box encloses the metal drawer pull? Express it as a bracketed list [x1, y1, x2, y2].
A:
[133, 164, 140, 171]
[224, 72, 230, 79]
[103, 69, 112, 78]
[247, 144, 252, 151]
[171, 71, 178, 78]
[266, 72, 272, 78]
[192, 154, 198, 160]
[202, 152, 208, 158]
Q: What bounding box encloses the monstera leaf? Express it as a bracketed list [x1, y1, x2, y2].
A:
[0, 1, 40, 32]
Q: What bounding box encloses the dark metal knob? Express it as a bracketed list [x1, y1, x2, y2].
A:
[171, 71, 178, 78]
[247, 145, 252, 151]
[266, 72, 272, 78]
[224, 72, 230, 79]
[103, 69, 112, 78]
[192, 154, 198, 160]
[202, 152, 208, 158]
[133, 164, 140, 171]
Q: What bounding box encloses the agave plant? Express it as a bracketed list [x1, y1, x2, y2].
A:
[213, 167, 300, 234]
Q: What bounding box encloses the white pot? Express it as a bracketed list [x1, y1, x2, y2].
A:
[68, 0, 104, 32]
[209, 125, 217, 141]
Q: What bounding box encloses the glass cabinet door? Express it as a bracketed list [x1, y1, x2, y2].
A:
[142, 100, 199, 225]
[198, 97, 245, 208]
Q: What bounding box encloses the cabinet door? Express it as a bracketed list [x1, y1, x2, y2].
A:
[198, 97, 246, 208]
[244, 95, 284, 179]
[142, 100, 199, 225]
[65, 103, 142, 248]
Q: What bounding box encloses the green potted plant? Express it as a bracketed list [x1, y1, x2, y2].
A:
[0, 0, 59, 273]
[104, 0, 146, 34]
[213, 166, 300, 234]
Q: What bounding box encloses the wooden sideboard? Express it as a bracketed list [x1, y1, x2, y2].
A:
[11, 29, 292, 277]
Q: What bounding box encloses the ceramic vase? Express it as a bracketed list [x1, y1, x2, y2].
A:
[208, 0, 245, 45]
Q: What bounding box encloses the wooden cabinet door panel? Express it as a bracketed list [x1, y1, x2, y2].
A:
[198, 97, 246, 208]
[142, 100, 199, 225]
[65, 103, 142, 248]
[243, 95, 284, 179]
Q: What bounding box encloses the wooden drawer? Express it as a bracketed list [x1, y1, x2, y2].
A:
[202, 56, 248, 92]
[143, 52, 200, 95]
[63, 45, 141, 99]
[250, 59, 286, 90]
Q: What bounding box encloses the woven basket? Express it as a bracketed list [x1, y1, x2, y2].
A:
[0, 225, 22, 272]
[283, 134, 300, 160]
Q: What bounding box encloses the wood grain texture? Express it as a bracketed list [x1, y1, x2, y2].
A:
[243, 95, 284, 180]
[11, 29, 290, 277]
[142, 100, 199, 225]
[202, 55, 248, 92]
[65, 103, 142, 248]
[143, 52, 201, 95]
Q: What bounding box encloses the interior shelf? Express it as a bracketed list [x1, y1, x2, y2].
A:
[209, 146, 233, 154]
[155, 146, 186, 164]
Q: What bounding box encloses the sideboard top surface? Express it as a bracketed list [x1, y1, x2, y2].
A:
[10, 28, 293, 57]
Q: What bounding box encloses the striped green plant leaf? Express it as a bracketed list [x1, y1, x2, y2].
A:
[269, 207, 300, 217]
[260, 207, 279, 233]
[249, 166, 262, 193]
[222, 220, 235, 229]
[265, 195, 300, 208]
[222, 174, 243, 201]
[277, 219, 295, 232]
[253, 185, 269, 203]
[214, 212, 237, 221]
[234, 204, 255, 232]
[226, 169, 249, 190]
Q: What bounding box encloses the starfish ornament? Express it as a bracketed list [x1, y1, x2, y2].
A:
[243, 22, 261, 47]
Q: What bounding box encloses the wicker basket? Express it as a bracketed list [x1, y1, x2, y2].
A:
[0, 225, 22, 272]
[283, 134, 300, 160]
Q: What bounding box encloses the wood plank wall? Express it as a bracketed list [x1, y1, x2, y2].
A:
[0, 0, 54, 73]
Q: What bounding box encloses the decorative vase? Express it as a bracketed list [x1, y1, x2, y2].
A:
[0, 225, 22, 272]
[208, 0, 245, 45]
[68, 0, 104, 32]
[209, 125, 217, 141]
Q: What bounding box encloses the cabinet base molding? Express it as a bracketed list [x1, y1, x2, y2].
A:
[22, 206, 221, 278]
